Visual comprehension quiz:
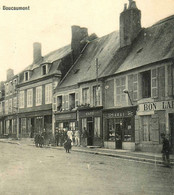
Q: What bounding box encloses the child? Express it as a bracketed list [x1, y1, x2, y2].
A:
[64, 138, 72, 153]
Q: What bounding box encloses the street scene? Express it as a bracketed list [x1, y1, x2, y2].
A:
[0, 141, 174, 195]
[1, 0, 174, 194]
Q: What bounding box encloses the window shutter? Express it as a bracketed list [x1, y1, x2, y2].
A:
[133, 74, 138, 101]
[151, 68, 158, 98]
[167, 64, 173, 96]
[158, 66, 165, 98]
[128, 75, 133, 104]
[151, 114, 159, 143]
[53, 96, 57, 111]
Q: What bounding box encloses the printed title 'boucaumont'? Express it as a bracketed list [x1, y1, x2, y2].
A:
[2, 6, 30, 10]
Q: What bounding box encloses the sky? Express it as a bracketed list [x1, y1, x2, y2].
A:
[0, 0, 174, 81]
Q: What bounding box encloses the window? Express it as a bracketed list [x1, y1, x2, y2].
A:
[142, 70, 151, 98]
[151, 68, 158, 97]
[69, 93, 75, 110]
[9, 99, 12, 113]
[6, 83, 9, 96]
[42, 65, 47, 75]
[142, 116, 152, 141]
[82, 88, 89, 105]
[36, 86, 42, 106]
[5, 100, 8, 114]
[19, 91, 24, 108]
[93, 86, 101, 106]
[116, 77, 126, 106]
[10, 81, 13, 94]
[75, 93, 79, 107]
[94, 117, 100, 137]
[82, 118, 87, 134]
[57, 96, 62, 111]
[24, 72, 29, 81]
[45, 83, 52, 104]
[65, 95, 69, 110]
[13, 97, 17, 112]
[27, 89, 33, 107]
[13, 79, 17, 92]
[69, 122, 75, 131]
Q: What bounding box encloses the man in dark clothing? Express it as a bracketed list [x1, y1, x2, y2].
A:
[161, 133, 170, 167]
[55, 130, 60, 146]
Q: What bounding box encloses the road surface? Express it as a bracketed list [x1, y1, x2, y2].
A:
[0, 142, 174, 195]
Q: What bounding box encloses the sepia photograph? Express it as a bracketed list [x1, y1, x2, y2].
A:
[0, 0, 174, 194]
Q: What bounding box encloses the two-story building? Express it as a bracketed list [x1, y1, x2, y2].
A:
[0, 81, 5, 136]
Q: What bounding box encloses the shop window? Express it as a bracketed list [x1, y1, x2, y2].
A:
[57, 96, 62, 111]
[82, 118, 87, 134]
[123, 118, 133, 142]
[69, 122, 75, 131]
[116, 77, 126, 106]
[142, 116, 152, 141]
[94, 117, 100, 137]
[69, 93, 75, 110]
[93, 86, 101, 106]
[107, 119, 115, 141]
[82, 88, 89, 105]
[141, 70, 151, 98]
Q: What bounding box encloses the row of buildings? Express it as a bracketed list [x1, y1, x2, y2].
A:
[0, 0, 174, 153]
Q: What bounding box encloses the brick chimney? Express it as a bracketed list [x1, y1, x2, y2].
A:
[71, 25, 88, 62]
[33, 42, 42, 63]
[120, 0, 141, 48]
[7, 69, 14, 80]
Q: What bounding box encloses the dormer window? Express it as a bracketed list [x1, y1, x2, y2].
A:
[42, 65, 47, 75]
[24, 71, 29, 81]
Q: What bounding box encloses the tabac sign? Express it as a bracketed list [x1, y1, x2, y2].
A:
[139, 100, 174, 112]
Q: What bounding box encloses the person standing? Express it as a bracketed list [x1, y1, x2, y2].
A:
[161, 133, 171, 167]
[75, 130, 80, 146]
[55, 130, 60, 146]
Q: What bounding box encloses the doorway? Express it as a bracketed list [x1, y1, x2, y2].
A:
[169, 114, 174, 154]
[87, 117, 93, 146]
[115, 123, 122, 149]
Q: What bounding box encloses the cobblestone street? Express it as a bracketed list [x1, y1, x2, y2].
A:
[0, 142, 174, 195]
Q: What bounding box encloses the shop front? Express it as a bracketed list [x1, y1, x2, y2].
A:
[78, 106, 103, 147]
[136, 100, 174, 153]
[18, 110, 52, 138]
[55, 111, 77, 145]
[103, 106, 137, 150]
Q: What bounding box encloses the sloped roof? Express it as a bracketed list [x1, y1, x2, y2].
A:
[58, 31, 130, 89]
[19, 45, 71, 83]
[116, 15, 174, 73]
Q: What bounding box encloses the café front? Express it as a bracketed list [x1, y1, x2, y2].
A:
[78, 106, 103, 147]
[103, 106, 137, 151]
[136, 100, 174, 153]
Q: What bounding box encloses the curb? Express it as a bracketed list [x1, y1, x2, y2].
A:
[1, 140, 173, 166]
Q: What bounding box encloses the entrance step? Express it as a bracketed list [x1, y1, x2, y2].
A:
[87, 146, 101, 149]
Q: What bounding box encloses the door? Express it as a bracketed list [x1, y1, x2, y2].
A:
[115, 123, 122, 149]
[87, 117, 93, 146]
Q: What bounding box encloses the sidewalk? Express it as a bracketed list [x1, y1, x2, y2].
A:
[0, 138, 174, 166]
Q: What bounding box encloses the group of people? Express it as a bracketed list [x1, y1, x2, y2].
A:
[55, 129, 81, 153]
[34, 129, 49, 148]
